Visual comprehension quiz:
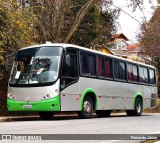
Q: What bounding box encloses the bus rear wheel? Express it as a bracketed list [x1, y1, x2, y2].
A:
[38, 111, 54, 120]
[78, 96, 93, 119]
[126, 98, 142, 116]
[96, 110, 111, 117]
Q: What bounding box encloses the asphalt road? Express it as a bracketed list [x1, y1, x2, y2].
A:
[0, 113, 160, 143]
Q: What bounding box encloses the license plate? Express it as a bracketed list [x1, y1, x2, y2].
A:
[23, 105, 32, 109]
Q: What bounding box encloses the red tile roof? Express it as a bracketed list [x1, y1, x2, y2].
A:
[127, 43, 141, 50]
[111, 33, 129, 41]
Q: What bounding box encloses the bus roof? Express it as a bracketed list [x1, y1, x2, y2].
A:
[20, 43, 155, 69]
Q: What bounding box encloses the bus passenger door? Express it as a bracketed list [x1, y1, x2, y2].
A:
[60, 48, 80, 111]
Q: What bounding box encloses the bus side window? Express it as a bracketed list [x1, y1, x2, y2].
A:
[139, 67, 144, 83]
[105, 58, 112, 78]
[98, 57, 103, 77]
[144, 68, 149, 83]
[133, 65, 138, 82]
[80, 52, 96, 76]
[139, 66, 149, 83]
[149, 69, 156, 84]
[88, 54, 96, 76]
[80, 52, 88, 75]
[114, 60, 126, 80]
[127, 64, 138, 82]
[127, 64, 133, 81]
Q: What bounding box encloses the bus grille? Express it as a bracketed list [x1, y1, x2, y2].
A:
[151, 94, 157, 108]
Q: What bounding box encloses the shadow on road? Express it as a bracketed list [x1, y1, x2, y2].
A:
[1, 113, 152, 122]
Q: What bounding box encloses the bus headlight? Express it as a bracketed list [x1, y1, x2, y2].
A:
[42, 89, 59, 100]
[42, 92, 54, 100]
[7, 93, 15, 100]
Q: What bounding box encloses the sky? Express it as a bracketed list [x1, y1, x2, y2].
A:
[112, 0, 158, 43]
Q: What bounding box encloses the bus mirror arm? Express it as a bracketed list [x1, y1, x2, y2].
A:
[5, 58, 9, 72]
[5, 53, 16, 74]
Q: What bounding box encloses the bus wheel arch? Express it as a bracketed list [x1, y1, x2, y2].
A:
[126, 94, 143, 116]
[78, 89, 97, 119]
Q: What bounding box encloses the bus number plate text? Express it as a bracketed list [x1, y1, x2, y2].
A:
[23, 105, 32, 109]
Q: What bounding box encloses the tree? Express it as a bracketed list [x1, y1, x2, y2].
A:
[0, 0, 37, 80]
[139, 5, 160, 96]
[69, 0, 118, 47]
[30, 0, 117, 46]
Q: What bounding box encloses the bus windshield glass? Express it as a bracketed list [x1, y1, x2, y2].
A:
[9, 46, 63, 85]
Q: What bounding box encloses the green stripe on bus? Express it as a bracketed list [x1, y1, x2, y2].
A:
[133, 92, 143, 109]
[7, 95, 60, 111]
[80, 88, 98, 110]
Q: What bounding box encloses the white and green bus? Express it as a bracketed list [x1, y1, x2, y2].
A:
[7, 43, 157, 119]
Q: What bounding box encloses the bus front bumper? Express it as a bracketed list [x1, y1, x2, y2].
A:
[7, 95, 60, 111]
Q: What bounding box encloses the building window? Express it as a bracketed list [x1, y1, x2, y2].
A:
[121, 45, 127, 50]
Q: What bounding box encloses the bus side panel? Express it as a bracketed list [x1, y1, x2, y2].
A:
[60, 77, 157, 111]
[79, 77, 144, 110]
[143, 86, 157, 109]
[60, 81, 80, 111]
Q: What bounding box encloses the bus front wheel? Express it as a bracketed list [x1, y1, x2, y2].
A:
[78, 96, 93, 119]
[38, 111, 54, 120]
[126, 98, 142, 116]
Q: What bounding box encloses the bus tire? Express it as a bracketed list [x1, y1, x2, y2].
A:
[126, 97, 142, 116]
[133, 97, 142, 116]
[78, 96, 93, 119]
[38, 111, 54, 120]
[96, 110, 111, 117]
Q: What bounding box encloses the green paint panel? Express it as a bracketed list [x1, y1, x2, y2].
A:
[80, 88, 98, 110]
[7, 95, 60, 111]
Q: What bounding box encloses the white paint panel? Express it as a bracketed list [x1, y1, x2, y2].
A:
[61, 77, 157, 111]
[8, 79, 60, 102]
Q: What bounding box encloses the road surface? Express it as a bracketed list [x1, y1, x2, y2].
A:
[0, 113, 160, 143]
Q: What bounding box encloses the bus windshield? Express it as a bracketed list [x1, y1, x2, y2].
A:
[9, 46, 63, 86]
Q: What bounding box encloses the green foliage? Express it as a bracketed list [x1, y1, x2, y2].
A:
[30, 0, 117, 47]
[0, 0, 38, 81]
[139, 5, 160, 96]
